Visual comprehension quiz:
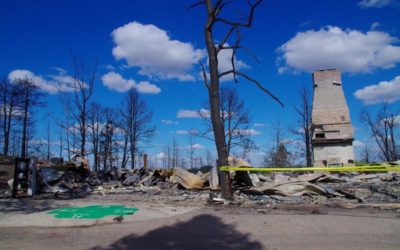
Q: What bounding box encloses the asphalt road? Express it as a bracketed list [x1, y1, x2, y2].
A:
[1, 205, 400, 250]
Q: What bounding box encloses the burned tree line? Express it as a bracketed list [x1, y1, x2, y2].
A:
[0, 77, 45, 157]
[59, 74, 155, 171]
[361, 104, 399, 162]
[0, 60, 155, 170]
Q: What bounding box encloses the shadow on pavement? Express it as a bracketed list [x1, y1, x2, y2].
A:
[91, 214, 263, 250]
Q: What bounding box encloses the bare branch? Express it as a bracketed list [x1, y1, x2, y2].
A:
[215, 0, 263, 27]
[239, 45, 260, 63]
[217, 25, 238, 51]
[187, 1, 205, 11]
[219, 70, 283, 107]
[199, 61, 210, 89]
[215, 0, 234, 16]
[231, 30, 242, 82]
[212, 0, 223, 13]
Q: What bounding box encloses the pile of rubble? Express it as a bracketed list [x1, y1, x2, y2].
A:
[3, 155, 400, 207]
[38, 164, 214, 196]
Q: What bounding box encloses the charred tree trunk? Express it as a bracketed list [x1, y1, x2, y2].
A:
[204, 0, 232, 200]
[20, 94, 29, 158]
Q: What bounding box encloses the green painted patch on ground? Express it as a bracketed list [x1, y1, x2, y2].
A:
[47, 205, 139, 219]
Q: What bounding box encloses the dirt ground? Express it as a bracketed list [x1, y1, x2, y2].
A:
[1, 194, 400, 250]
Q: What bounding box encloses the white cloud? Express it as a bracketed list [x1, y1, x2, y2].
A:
[199, 45, 250, 82]
[155, 152, 165, 159]
[354, 75, 400, 104]
[233, 129, 261, 136]
[185, 143, 204, 150]
[254, 123, 268, 127]
[353, 140, 366, 147]
[395, 116, 400, 125]
[371, 21, 380, 30]
[161, 119, 179, 125]
[177, 109, 210, 119]
[277, 26, 400, 73]
[51, 67, 67, 75]
[282, 138, 304, 147]
[358, 0, 395, 8]
[135, 81, 161, 94]
[101, 72, 135, 92]
[218, 45, 249, 81]
[101, 71, 161, 94]
[176, 129, 198, 135]
[8, 69, 77, 94]
[111, 21, 205, 81]
[191, 143, 204, 149]
[104, 64, 115, 71]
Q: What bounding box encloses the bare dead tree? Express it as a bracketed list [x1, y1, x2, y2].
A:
[172, 137, 180, 168]
[361, 104, 399, 162]
[59, 124, 63, 158]
[361, 144, 375, 163]
[15, 78, 46, 158]
[199, 87, 256, 156]
[188, 130, 196, 168]
[119, 125, 130, 169]
[88, 102, 104, 171]
[205, 149, 214, 166]
[190, 0, 282, 199]
[120, 88, 155, 169]
[1, 77, 21, 155]
[1, 77, 24, 155]
[70, 58, 96, 158]
[263, 121, 292, 167]
[100, 108, 115, 170]
[46, 114, 51, 160]
[56, 95, 72, 161]
[292, 84, 312, 166]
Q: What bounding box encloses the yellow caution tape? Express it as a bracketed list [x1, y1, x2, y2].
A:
[220, 165, 400, 172]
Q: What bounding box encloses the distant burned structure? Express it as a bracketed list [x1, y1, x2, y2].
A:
[311, 69, 355, 166]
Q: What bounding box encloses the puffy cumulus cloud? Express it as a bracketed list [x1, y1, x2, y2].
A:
[354, 75, 400, 104]
[177, 109, 210, 119]
[111, 22, 205, 81]
[101, 71, 161, 94]
[358, 0, 396, 8]
[277, 26, 400, 73]
[135, 81, 161, 94]
[101, 72, 135, 92]
[8, 69, 76, 94]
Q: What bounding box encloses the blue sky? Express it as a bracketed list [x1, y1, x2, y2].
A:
[1, 0, 400, 165]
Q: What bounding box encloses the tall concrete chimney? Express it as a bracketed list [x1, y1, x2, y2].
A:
[311, 69, 355, 166]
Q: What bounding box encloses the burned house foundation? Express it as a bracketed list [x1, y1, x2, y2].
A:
[311, 69, 355, 167]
